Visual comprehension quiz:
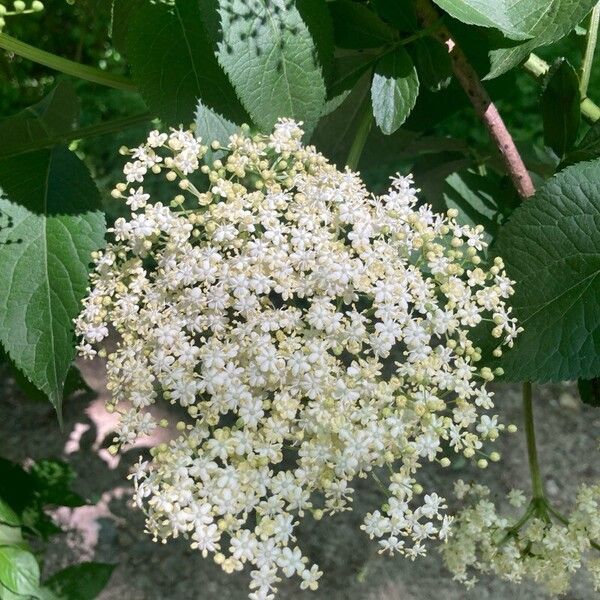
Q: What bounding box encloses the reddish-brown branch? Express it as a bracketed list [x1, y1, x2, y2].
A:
[415, 0, 536, 200]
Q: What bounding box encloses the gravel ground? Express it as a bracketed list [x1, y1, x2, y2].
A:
[2, 359, 599, 600]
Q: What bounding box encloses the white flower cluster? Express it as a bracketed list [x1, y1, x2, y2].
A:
[441, 480, 600, 595]
[76, 119, 520, 598]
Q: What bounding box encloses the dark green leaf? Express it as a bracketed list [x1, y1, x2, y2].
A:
[485, 0, 598, 79]
[0, 83, 79, 159]
[565, 120, 600, 164]
[410, 37, 452, 92]
[0, 146, 105, 419]
[371, 47, 419, 134]
[297, 0, 335, 83]
[328, 52, 378, 98]
[125, 0, 249, 126]
[0, 546, 40, 597]
[328, 0, 396, 49]
[372, 0, 417, 31]
[578, 378, 600, 407]
[541, 58, 580, 158]
[494, 159, 600, 382]
[44, 563, 114, 600]
[208, 0, 327, 134]
[0, 460, 34, 517]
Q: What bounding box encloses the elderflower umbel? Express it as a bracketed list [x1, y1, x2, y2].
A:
[76, 119, 520, 598]
[441, 481, 600, 595]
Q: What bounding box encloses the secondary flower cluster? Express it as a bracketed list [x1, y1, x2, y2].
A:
[76, 119, 520, 598]
[441, 481, 600, 595]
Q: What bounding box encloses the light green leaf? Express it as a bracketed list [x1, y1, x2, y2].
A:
[0, 546, 40, 597]
[0, 503, 18, 530]
[124, 0, 249, 126]
[485, 0, 598, 79]
[194, 100, 239, 165]
[209, 0, 327, 134]
[44, 563, 114, 600]
[371, 47, 419, 134]
[494, 159, 600, 381]
[0, 527, 22, 548]
[0, 147, 106, 419]
[328, 0, 396, 49]
[541, 58, 580, 158]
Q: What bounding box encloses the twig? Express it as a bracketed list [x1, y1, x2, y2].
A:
[414, 0, 535, 200]
[580, 2, 600, 99]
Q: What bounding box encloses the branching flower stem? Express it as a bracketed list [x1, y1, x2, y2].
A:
[415, 0, 535, 200]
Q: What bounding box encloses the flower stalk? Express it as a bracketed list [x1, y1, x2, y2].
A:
[0, 32, 137, 91]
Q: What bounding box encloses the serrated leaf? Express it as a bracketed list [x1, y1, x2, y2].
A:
[124, 0, 249, 126]
[431, 0, 544, 39]
[494, 159, 600, 382]
[410, 37, 452, 92]
[328, 0, 397, 49]
[541, 58, 580, 158]
[208, 0, 327, 134]
[195, 100, 239, 165]
[0, 546, 40, 597]
[297, 0, 335, 83]
[0, 147, 106, 419]
[485, 0, 598, 79]
[578, 378, 600, 407]
[0, 83, 79, 159]
[371, 47, 419, 134]
[44, 563, 114, 600]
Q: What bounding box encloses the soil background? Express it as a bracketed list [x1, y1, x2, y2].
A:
[2, 359, 599, 600]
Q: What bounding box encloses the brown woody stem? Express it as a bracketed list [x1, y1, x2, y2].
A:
[415, 0, 536, 200]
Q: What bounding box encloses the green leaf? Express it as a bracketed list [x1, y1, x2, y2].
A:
[328, 0, 396, 49]
[208, 0, 327, 134]
[541, 58, 580, 158]
[485, 0, 598, 79]
[0, 83, 79, 159]
[0, 527, 22, 548]
[372, 0, 417, 31]
[409, 37, 452, 92]
[0, 546, 40, 597]
[578, 378, 600, 407]
[297, 0, 335, 83]
[124, 0, 249, 126]
[29, 461, 85, 509]
[44, 563, 114, 600]
[328, 52, 378, 98]
[0, 146, 106, 419]
[0, 505, 18, 531]
[565, 120, 600, 164]
[371, 47, 419, 134]
[494, 159, 600, 382]
[432, 0, 595, 42]
[194, 100, 239, 165]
